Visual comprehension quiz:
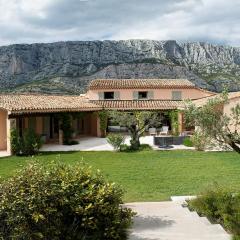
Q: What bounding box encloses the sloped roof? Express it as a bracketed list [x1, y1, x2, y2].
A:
[91, 100, 184, 110]
[89, 79, 196, 90]
[193, 92, 240, 107]
[0, 94, 102, 114]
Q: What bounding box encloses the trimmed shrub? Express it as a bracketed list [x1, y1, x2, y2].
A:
[11, 128, 42, 156]
[169, 110, 179, 136]
[120, 144, 152, 152]
[10, 128, 21, 155]
[60, 113, 74, 145]
[188, 185, 240, 238]
[139, 144, 152, 151]
[183, 137, 193, 147]
[120, 144, 130, 152]
[0, 162, 135, 240]
[191, 131, 210, 151]
[98, 110, 109, 137]
[107, 133, 125, 151]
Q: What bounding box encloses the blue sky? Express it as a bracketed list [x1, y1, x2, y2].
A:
[0, 0, 239, 46]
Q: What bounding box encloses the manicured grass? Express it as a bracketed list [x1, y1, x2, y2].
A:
[0, 151, 239, 202]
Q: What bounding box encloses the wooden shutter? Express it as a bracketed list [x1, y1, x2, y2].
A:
[98, 92, 104, 100]
[148, 91, 154, 99]
[133, 91, 138, 100]
[114, 91, 120, 100]
[172, 91, 182, 100]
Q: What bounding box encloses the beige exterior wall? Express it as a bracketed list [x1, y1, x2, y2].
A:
[87, 88, 213, 101]
[0, 110, 7, 150]
[0, 110, 13, 153]
[223, 97, 240, 132]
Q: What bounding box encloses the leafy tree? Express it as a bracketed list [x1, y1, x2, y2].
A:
[184, 93, 240, 153]
[109, 111, 162, 150]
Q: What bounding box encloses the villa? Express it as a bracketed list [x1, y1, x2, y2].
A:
[0, 78, 239, 154]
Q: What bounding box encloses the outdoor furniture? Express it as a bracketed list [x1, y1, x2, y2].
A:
[154, 136, 190, 146]
[154, 136, 173, 149]
[149, 127, 157, 136]
[159, 126, 169, 135]
[108, 126, 121, 132]
[181, 130, 194, 136]
[120, 126, 128, 132]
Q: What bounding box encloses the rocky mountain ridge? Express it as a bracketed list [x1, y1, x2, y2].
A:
[0, 40, 239, 94]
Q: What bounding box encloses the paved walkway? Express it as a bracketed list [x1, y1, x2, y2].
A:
[40, 136, 194, 152]
[0, 151, 10, 158]
[125, 202, 230, 240]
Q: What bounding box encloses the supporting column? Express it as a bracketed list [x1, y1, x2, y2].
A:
[36, 117, 43, 135]
[90, 113, 102, 137]
[178, 111, 184, 135]
[7, 117, 16, 155]
[24, 117, 29, 129]
[59, 129, 63, 145]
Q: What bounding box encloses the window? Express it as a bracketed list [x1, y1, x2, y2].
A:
[138, 91, 148, 99]
[104, 92, 114, 100]
[172, 91, 182, 100]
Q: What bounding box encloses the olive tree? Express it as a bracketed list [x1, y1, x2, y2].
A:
[109, 111, 162, 150]
[184, 93, 240, 153]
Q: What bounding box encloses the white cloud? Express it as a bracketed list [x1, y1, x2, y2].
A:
[0, 0, 239, 46]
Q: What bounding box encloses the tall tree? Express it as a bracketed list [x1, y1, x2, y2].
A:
[184, 93, 240, 153]
[109, 111, 162, 150]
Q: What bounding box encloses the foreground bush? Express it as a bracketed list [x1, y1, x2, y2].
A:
[0, 162, 134, 240]
[188, 185, 240, 238]
[107, 133, 125, 151]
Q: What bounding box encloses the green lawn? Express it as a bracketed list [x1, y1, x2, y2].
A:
[0, 150, 239, 202]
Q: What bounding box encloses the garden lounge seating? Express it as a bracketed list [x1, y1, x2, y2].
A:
[159, 126, 169, 135]
[149, 127, 157, 136]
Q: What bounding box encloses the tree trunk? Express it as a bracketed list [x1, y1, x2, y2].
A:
[229, 141, 240, 154]
[130, 128, 141, 150]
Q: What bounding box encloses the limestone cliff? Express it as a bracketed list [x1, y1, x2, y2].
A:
[0, 40, 239, 94]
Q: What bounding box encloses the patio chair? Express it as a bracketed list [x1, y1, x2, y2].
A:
[149, 127, 157, 136]
[160, 126, 169, 135]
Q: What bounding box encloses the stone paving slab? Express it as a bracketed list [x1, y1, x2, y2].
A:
[0, 151, 10, 158]
[40, 136, 194, 152]
[124, 202, 231, 240]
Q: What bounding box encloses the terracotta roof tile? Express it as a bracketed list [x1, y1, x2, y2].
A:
[89, 79, 196, 90]
[193, 91, 240, 106]
[0, 94, 102, 114]
[91, 100, 184, 110]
